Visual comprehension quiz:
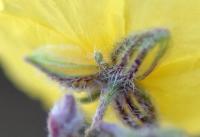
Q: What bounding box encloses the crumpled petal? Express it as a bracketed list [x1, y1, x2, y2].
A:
[125, 0, 200, 133]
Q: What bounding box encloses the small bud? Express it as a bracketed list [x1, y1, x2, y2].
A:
[47, 94, 84, 137]
[94, 52, 104, 65]
[26, 45, 98, 77]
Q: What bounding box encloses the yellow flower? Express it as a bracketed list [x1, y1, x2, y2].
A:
[0, 0, 200, 134]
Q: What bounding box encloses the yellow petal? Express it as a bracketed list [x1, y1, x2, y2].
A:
[125, 0, 200, 133]
[1, 52, 64, 107]
[0, 0, 125, 125]
[0, 0, 4, 11]
[1, 0, 125, 61]
[0, 13, 69, 50]
[1, 0, 200, 134]
[0, 13, 69, 106]
[142, 55, 200, 133]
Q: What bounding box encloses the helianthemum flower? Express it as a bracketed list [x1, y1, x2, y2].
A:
[0, 0, 200, 134]
[27, 28, 169, 131]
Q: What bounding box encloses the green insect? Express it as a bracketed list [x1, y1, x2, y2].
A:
[27, 28, 169, 130]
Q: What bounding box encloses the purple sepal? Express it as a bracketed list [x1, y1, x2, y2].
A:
[47, 94, 84, 137]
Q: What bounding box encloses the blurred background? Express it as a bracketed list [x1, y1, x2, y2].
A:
[0, 66, 46, 137]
